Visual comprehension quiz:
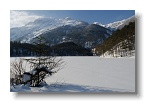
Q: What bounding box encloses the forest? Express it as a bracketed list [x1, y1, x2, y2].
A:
[95, 22, 135, 57]
[10, 41, 93, 57]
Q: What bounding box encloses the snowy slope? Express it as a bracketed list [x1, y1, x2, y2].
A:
[106, 16, 135, 30]
[10, 17, 85, 43]
[93, 16, 135, 30]
[93, 22, 106, 27]
[10, 57, 135, 92]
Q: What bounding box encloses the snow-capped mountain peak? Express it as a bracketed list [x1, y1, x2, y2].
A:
[10, 17, 85, 43]
[63, 17, 72, 20]
[93, 16, 135, 30]
[93, 22, 105, 27]
[10, 16, 135, 45]
[105, 16, 135, 30]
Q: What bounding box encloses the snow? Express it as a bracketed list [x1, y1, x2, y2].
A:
[105, 16, 135, 30]
[10, 57, 135, 92]
[10, 17, 83, 43]
[23, 73, 31, 82]
[93, 22, 105, 27]
[11, 83, 129, 92]
[93, 16, 135, 30]
[102, 51, 135, 58]
[106, 30, 112, 35]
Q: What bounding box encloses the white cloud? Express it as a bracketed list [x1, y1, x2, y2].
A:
[10, 10, 43, 28]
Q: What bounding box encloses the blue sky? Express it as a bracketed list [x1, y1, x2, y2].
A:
[11, 10, 135, 28]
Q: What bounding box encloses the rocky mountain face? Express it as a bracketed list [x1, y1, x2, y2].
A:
[81, 24, 112, 48]
[10, 17, 112, 49]
[39, 23, 112, 48]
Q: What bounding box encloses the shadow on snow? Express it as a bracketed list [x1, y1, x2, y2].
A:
[11, 83, 119, 92]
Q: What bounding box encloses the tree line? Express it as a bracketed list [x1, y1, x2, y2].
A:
[10, 41, 93, 57]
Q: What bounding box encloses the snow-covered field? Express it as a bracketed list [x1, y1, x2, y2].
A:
[10, 57, 135, 92]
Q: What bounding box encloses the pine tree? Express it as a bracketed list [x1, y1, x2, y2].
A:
[24, 36, 63, 86]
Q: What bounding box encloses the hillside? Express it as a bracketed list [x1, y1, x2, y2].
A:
[51, 42, 93, 56]
[36, 23, 112, 48]
[10, 16, 135, 57]
[95, 22, 135, 57]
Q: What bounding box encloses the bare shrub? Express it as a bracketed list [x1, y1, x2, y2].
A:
[10, 58, 25, 85]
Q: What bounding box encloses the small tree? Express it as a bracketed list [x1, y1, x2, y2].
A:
[10, 36, 64, 87]
[23, 36, 64, 87]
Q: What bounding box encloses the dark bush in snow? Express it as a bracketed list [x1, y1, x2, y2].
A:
[10, 36, 64, 87]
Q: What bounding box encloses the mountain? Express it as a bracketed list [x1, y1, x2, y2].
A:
[37, 23, 112, 48]
[94, 22, 135, 57]
[10, 17, 112, 48]
[93, 16, 135, 30]
[10, 16, 134, 49]
[80, 24, 112, 48]
[105, 16, 135, 30]
[10, 17, 87, 43]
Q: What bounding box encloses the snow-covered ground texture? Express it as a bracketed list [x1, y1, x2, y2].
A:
[10, 57, 135, 92]
[101, 50, 135, 58]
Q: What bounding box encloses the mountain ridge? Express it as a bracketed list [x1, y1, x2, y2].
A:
[10, 16, 135, 49]
[93, 16, 135, 30]
[10, 17, 88, 43]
